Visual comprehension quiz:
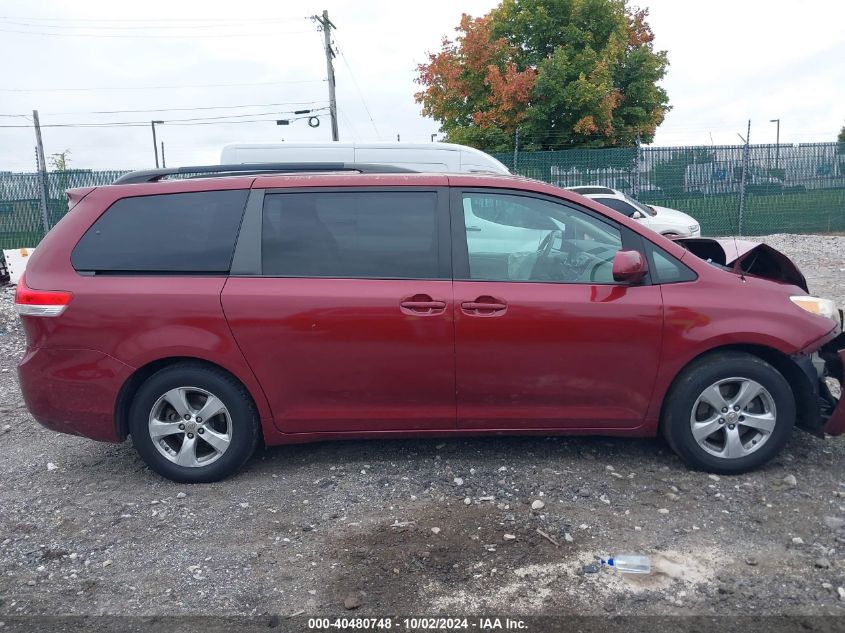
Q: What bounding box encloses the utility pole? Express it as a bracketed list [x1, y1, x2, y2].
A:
[32, 110, 51, 234]
[737, 120, 751, 237]
[633, 130, 642, 199]
[161, 141, 166, 168]
[151, 120, 163, 168]
[313, 10, 339, 141]
[513, 127, 520, 174]
[769, 118, 780, 172]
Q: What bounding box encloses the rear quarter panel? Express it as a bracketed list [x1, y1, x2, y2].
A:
[21, 178, 274, 424]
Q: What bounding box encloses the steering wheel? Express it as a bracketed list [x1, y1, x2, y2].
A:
[531, 230, 566, 280]
[536, 229, 564, 262]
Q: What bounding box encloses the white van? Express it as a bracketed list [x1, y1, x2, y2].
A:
[219, 142, 510, 175]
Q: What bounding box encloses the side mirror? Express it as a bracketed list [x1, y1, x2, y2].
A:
[632, 210, 644, 220]
[612, 249, 648, 284]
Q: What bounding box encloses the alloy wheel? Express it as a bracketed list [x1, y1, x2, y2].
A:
[689, 377, 777, 459]
[147, 386, 232, 468]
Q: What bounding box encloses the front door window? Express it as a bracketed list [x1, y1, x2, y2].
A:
[462, 193, 623, 284]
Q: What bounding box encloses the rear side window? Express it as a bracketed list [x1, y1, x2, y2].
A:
[261, 191, 440, 279]
[72, 190, 249, 273]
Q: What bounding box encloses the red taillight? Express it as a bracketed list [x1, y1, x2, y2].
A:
[15, 274, 72, 317]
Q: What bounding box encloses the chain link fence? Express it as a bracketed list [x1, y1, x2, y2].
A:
[495, 142, 845, 236]
[0, 142, 843, 248]
[0, 169, 128, 249]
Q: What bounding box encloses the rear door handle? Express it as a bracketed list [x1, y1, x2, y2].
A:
[400, 295, 447, 315]
[461, 296, 508, 316]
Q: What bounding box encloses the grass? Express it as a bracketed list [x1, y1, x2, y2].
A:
[641, 188, 845, 236]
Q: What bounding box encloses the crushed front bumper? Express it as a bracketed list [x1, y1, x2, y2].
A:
[819, 335, 845, 436]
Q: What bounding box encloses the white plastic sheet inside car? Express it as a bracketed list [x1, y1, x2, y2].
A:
[4, 247, 36, 284]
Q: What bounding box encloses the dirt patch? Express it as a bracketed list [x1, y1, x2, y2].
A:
[325, 500, 734, 614]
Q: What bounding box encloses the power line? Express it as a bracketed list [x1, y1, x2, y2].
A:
[0, 15, 310, 24]
[0, 79, 324, 93]
[0, 18, 309, 30]
[335, 38, 381, 140]
[0, 26, 314, 38]
[0, 101, 329, 117]
[0, 112, 328, 129]
[168, 114, 325, 127]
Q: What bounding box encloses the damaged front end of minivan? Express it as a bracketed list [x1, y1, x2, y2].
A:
[817, 333, 845, 436]
[677, 236, 845, 437]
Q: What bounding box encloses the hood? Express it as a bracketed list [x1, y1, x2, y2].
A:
[649, 204, 697, 224]
[674, 237, 809, 292]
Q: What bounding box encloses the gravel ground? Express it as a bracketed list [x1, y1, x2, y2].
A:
[1, 233, 844, 621]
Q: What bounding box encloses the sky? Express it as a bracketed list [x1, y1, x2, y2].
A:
[0, 0, 843, 172]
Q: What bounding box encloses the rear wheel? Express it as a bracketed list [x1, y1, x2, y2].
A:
[129, 363, 259, 483]
[662, 352, 795, 474]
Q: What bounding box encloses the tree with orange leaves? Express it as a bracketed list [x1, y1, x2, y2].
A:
[415, 0, 669, 152]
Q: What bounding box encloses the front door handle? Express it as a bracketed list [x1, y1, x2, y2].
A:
[400, 294, 447, 315]
[461, 296, 508, 316]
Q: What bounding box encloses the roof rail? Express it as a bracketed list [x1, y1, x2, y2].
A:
[112, 162, 417, 185]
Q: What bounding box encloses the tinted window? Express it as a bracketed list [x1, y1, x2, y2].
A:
[262, 191, 439, 279]
[595, 197, 637, 217]
[463, 193, 622, 283]
[72, 190, 248, 273]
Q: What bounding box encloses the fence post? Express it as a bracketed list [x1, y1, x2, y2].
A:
[32, 110, 51, 236]
[737, 120, 751, 236]
[633, 132, 642, 198]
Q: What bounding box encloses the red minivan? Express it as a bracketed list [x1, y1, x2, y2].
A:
[15, 164, 845, 482]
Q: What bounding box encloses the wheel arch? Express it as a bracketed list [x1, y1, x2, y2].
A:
[114, 356, 267, 442]
[657, 343, 817, 434]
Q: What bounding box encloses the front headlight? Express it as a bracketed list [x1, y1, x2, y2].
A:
[688, 224, 700, 233]
[790, 295, 838, 321]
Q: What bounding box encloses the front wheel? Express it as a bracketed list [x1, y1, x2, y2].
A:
[662, 352, 795, 474]
[129, 363, 260, 483]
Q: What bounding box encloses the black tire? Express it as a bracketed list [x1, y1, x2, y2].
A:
[129, 363, 260, 483]
[661, 351, 795, 474]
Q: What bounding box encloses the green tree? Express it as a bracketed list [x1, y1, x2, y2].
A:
[49, 149, 71, 171]
[415, 0, 670, 151]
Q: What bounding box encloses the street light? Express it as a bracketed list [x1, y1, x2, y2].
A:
[769, 118, 780, 172]
[151, 120, 164, 168]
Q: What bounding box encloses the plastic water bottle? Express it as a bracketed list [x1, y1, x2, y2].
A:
[602, 554, 651, 574]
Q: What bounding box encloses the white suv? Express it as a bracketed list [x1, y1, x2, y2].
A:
[566, 186, 701, 237]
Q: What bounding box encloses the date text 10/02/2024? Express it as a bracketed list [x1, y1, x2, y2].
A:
[307, 617, 529, 630]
